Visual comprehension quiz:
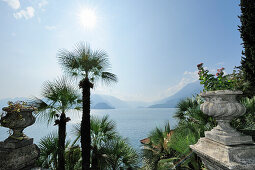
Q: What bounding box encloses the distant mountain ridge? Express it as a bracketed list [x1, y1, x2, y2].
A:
[149, 81, 203, 108]
[0, 95, 149, 110]
[91, 94, 150, 109]
[92, 102, 115, 109]
[0, 81, 203, 110]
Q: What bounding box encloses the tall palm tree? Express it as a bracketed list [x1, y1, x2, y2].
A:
[34, 77, 81, 170]
[58, 42, 117, 169]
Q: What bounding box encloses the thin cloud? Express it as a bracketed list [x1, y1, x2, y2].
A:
[165, 70, 198, 97]
[38, 0, 48, 9]
[13, 7, 35, 19]
[2, 0, 20, 10]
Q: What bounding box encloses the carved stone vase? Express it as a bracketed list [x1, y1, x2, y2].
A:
[0, 107, 36, 142]
[200, 90, 253, 145]
[190, 90, 255, 170]
[0, 107, 40, 170]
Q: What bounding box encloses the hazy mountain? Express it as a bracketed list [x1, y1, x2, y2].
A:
[0, 94, 148, 110]
[92, 102, 115, 109]
[91, 94, 150, 108]
[0, 81, 203, 110]
[91, 94, 129, 108]
[149, 81, 203, 108]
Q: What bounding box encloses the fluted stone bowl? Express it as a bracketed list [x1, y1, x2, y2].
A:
[0, 107, 36, 140]
[200, 90, 246, 119]
[200, 90, 253, 145]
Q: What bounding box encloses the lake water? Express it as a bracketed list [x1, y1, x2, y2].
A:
[0, 108, 177, 153]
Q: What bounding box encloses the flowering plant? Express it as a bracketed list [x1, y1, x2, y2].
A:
[197, 63, 234, 91]
[2, 101, 36, 112]
[0, 101, 36, 122]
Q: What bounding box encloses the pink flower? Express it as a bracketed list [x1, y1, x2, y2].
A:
[216, 73, 219, 76]
[197, 63, 203, 69]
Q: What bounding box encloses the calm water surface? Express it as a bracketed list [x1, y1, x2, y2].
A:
[0, 108, 177, 152]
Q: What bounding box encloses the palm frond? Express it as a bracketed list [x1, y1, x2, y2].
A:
[101, 72, 118, 85]
[32, 76, 80, 125]
[37, 132, 59, 169]
[57, 41, 118, 87]
[58, 49, 80, 77]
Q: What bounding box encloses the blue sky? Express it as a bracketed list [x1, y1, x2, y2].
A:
[0, 0, 243, 102]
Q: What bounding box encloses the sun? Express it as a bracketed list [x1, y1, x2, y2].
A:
[78, 8, 97, 30]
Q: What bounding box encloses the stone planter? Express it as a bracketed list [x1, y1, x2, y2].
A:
[0, 106, 40, 170]
[0, 107, 35, 142]
[200, 90, 253, 145]
[190, 90, 255, 170]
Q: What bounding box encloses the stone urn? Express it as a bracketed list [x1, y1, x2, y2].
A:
[0, 107, 36, 141]
[190, 90, 255, 170]
[200, 90, 253, 145]
[0, 105, 40, 170]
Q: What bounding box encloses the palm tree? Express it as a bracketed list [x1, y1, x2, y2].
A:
[37, 133, 72, 169]
[141, 123, 175, 170]
[72, 115, 138, 170]
[101, 136, 139, 170]
[37, 133, 59, 169]
[34, 77, 81, 170]
[169, 96, 216, 169]
[58, 42, 118, 169]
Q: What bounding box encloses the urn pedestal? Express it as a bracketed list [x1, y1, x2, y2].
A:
[190, 90, 255, 170]
[0, 107, 40, 170]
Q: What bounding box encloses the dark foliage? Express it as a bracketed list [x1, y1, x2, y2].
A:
[239, 0, 255, 97]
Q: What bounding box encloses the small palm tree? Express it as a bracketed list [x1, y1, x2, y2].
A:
[169, 96, 216, 169]
[37, 133, 72, 169]
[37, 133, 59, 169]
[141, 123, 174, 170]
[102, 136, 139, 170]
[34, 77, 81, 170]
[58, 42, 117, 169]
[72, 115, 117, 169]
[72, 115, 138, 170]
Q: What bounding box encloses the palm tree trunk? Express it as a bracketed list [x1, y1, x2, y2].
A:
[80, 78, 93, 170]
[91, 147, 99, 170]
[57, 113, 66, 170]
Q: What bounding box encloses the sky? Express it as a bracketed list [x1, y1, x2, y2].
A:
[0, 0, 243, 102]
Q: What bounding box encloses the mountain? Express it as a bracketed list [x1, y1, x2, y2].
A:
[0, 94, 149, 111]
[149, 81, 203, 108]
[91, 94, 150, 108]
[92, 102, 115, 109]
[91, 94, 129, 108]
[0, 82, 203, 110]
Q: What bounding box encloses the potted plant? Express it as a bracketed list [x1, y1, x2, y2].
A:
[197, 63, 253, 145]
[0, 101, 37, 141]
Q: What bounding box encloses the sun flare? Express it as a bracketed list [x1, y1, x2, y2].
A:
[78, 8, 97, 30]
